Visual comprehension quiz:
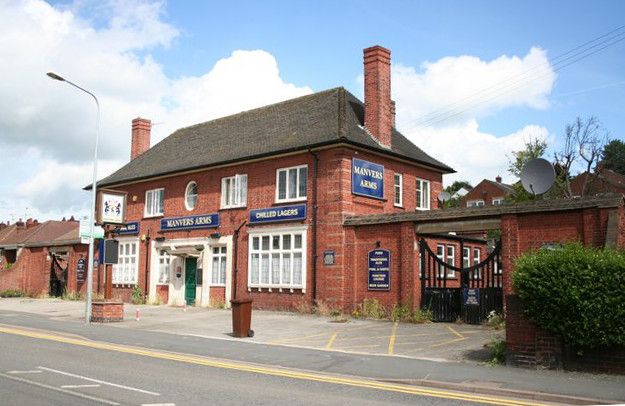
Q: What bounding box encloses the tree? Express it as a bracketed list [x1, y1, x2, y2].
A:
[601, 139, 625, 175]
[507, 138, 547, 178]
[554, 116, 609, 197]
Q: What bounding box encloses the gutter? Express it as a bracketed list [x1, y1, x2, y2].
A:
[309, 149, 319, 304]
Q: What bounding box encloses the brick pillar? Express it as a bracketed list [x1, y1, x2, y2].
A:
[399, 221, 416, 308]
[363, 45, 392, 148]
[131, 118, 151, 160]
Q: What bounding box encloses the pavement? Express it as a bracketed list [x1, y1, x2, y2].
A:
[1, 298, 625, 404]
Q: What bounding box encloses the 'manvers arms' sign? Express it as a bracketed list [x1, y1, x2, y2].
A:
[352, 158, 384, 200]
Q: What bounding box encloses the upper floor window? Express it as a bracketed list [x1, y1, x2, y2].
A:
[394, 173, 403, 207]
[221, 174, 247, 208]
[145, 188, 164, 217]
[492, 197, 504, 206]
[185, 182, 198, 211]
[416, 179, 430, 210]
[467, 200, 485, 208]
[276, 165, 307, 202]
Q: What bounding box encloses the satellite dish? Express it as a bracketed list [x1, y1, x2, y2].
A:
[520, 158, 555, 195]
[438, 191, 451, 203]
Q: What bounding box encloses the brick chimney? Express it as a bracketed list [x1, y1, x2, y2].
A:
[131, 117, 151, 160]
[26, 218, 38, 229]
[496, 176, 502, 183]
[364, 45, 392, 148]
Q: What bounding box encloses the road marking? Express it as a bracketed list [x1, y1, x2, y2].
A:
[270, 332, 329, 344]
[387, 322, 398, 355]
[0, 372, 120, 405]
[0, 325, 546, 406]
[61, 384, 101, 389]
[447, 326, 465, 339]
[141, 404, 176, 406]
[325, 333, 338, 350]
[7, 370, 43, 374]
[429, 337, 467, 348]
[38, 366, 160, 396]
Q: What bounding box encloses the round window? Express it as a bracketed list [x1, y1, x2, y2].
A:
[185, 181, 198, 210]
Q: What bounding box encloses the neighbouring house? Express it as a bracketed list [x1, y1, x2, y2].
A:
[0, 218, 90, 297]
[90, 45, 455, 310]
[569, 168, 625, 197]
[460, 176, 514, 208]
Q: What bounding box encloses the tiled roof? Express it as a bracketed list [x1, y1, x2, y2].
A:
[344, 194, 624, 226]
[96, 87, 454, 188]
[0, 220, 80, 248]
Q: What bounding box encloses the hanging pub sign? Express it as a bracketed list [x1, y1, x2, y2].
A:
[76, 257, 86, 283]
[96, 189, 127, 225]
[463, 288, 480, 306]
[352, 158, 384, 200]
[249, 204, 307, 224]
[115, 221, 140, 235]
[160, 213, 219, 231]
[368, 249, 390, 291]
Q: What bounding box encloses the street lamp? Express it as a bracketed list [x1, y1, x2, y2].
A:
[47, 72, 99, 324]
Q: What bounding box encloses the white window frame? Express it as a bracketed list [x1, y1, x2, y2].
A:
[221, 174, 247, 209]
[394, 173, 403, 207]
[416, 178, 430, 210]
[157, 249, 171, 285]
[184, 181, 198, 211]
[144, 188, 164, 217]
[436, 244, 445, 278]
[248, 226, 307, 291]
[492, 197, 504, 206]
[462, 247, 470, 268]
[472, 247, 482, 279]
[210, 246, 227, 286]
[446, 245, 455, 277]
[467, 199, 485, 208]
[112, 239, 139, 285]
[275, 165, 308, 203]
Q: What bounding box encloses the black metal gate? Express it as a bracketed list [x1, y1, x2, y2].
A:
[419, 238, 503, 324]
[49, 254, 67, 297]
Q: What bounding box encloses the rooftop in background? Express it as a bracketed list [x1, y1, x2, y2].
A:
[95, 87, 454, 189]
[0, 219, 80, 249]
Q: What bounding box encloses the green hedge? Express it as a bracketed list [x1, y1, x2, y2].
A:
[512, 243, 625, 349]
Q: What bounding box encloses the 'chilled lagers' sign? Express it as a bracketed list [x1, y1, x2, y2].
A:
[249, 204, 306, 224]
[368, 249, 390, 291]
[115, 222, 140, 235]
[352, 158, 384, 199]
[160, 214, 219, 231]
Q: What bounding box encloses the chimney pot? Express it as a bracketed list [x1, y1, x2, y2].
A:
[364, 45, 392, 148]
[496, 176, 502, 183]
[131, 117, 151, 160]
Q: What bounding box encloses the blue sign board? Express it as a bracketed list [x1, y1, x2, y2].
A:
[368, 249, 390, 291]
[115, 221, 140, 235]
[352, 158, 384, 200]
[249, 204, 307, 224]
[463, 288, 480, 306]
[160, 214, 219, 231]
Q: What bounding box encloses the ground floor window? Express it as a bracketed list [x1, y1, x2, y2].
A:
[248, 227, 306, 289]
[158, 249, 171, 284]
[113, 240, 139, 284]
[211, 246, 227, 285]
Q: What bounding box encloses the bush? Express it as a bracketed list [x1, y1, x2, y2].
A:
[513, 243, 625, 349]
[61, 289, 82, 301]
[391, 304, 412, 322]
[352, 298, 387, 319]
[0, 289, 26, 298]
[131, 286, 146, 305]
[487, 338, 506, 365]
[412, 308, 433, 324]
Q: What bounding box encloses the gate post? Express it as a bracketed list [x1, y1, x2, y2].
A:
[399, 221, 417, 308]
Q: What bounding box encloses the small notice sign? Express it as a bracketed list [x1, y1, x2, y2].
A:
[463, 288, 480, 306]
[323, 250, 335, 265]
[368, 249, 390, 291]
[76, 257, 86, 283]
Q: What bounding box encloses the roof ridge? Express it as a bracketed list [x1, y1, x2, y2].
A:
[174, 87, 344, 134]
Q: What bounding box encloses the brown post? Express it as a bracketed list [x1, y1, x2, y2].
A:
[105, 263, 113, 300]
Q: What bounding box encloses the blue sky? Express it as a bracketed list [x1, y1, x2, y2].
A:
[0, 0, 623, 222]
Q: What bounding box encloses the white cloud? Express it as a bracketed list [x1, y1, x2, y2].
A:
[0, 0, 311, 222]
[391, 48, 556, 186]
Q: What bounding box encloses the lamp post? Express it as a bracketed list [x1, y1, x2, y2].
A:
[47, 72, 99, 324]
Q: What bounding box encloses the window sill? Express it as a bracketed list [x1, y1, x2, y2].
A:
[415, 207, 430, 211]
[393, 204, 404, 209]
[143, 214, 164, 219]
[248, 285, 305, 293]
[219, 205, 247, 211]
[209, 284, 227, 287]
[274, 198, 307, 205]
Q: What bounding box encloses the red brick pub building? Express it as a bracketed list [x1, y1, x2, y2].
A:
[95, 46, 454, 310]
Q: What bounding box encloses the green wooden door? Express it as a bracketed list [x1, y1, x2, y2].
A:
[185, 258, 197, 305]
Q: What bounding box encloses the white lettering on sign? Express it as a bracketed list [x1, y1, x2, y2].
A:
[353, 165, 384, 180]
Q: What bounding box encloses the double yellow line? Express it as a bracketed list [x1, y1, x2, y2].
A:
[0, 325, 544, 406]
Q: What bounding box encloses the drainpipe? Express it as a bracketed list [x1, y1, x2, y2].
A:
[309, 149, 319, 304]
[143, 229, 151, 297]
[232, 220, 247, 301]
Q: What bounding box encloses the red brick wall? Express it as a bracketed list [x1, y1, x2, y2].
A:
[112, 145, 443, 311]
[0, 247, 50, 296]
[363, 46, 392, 147]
